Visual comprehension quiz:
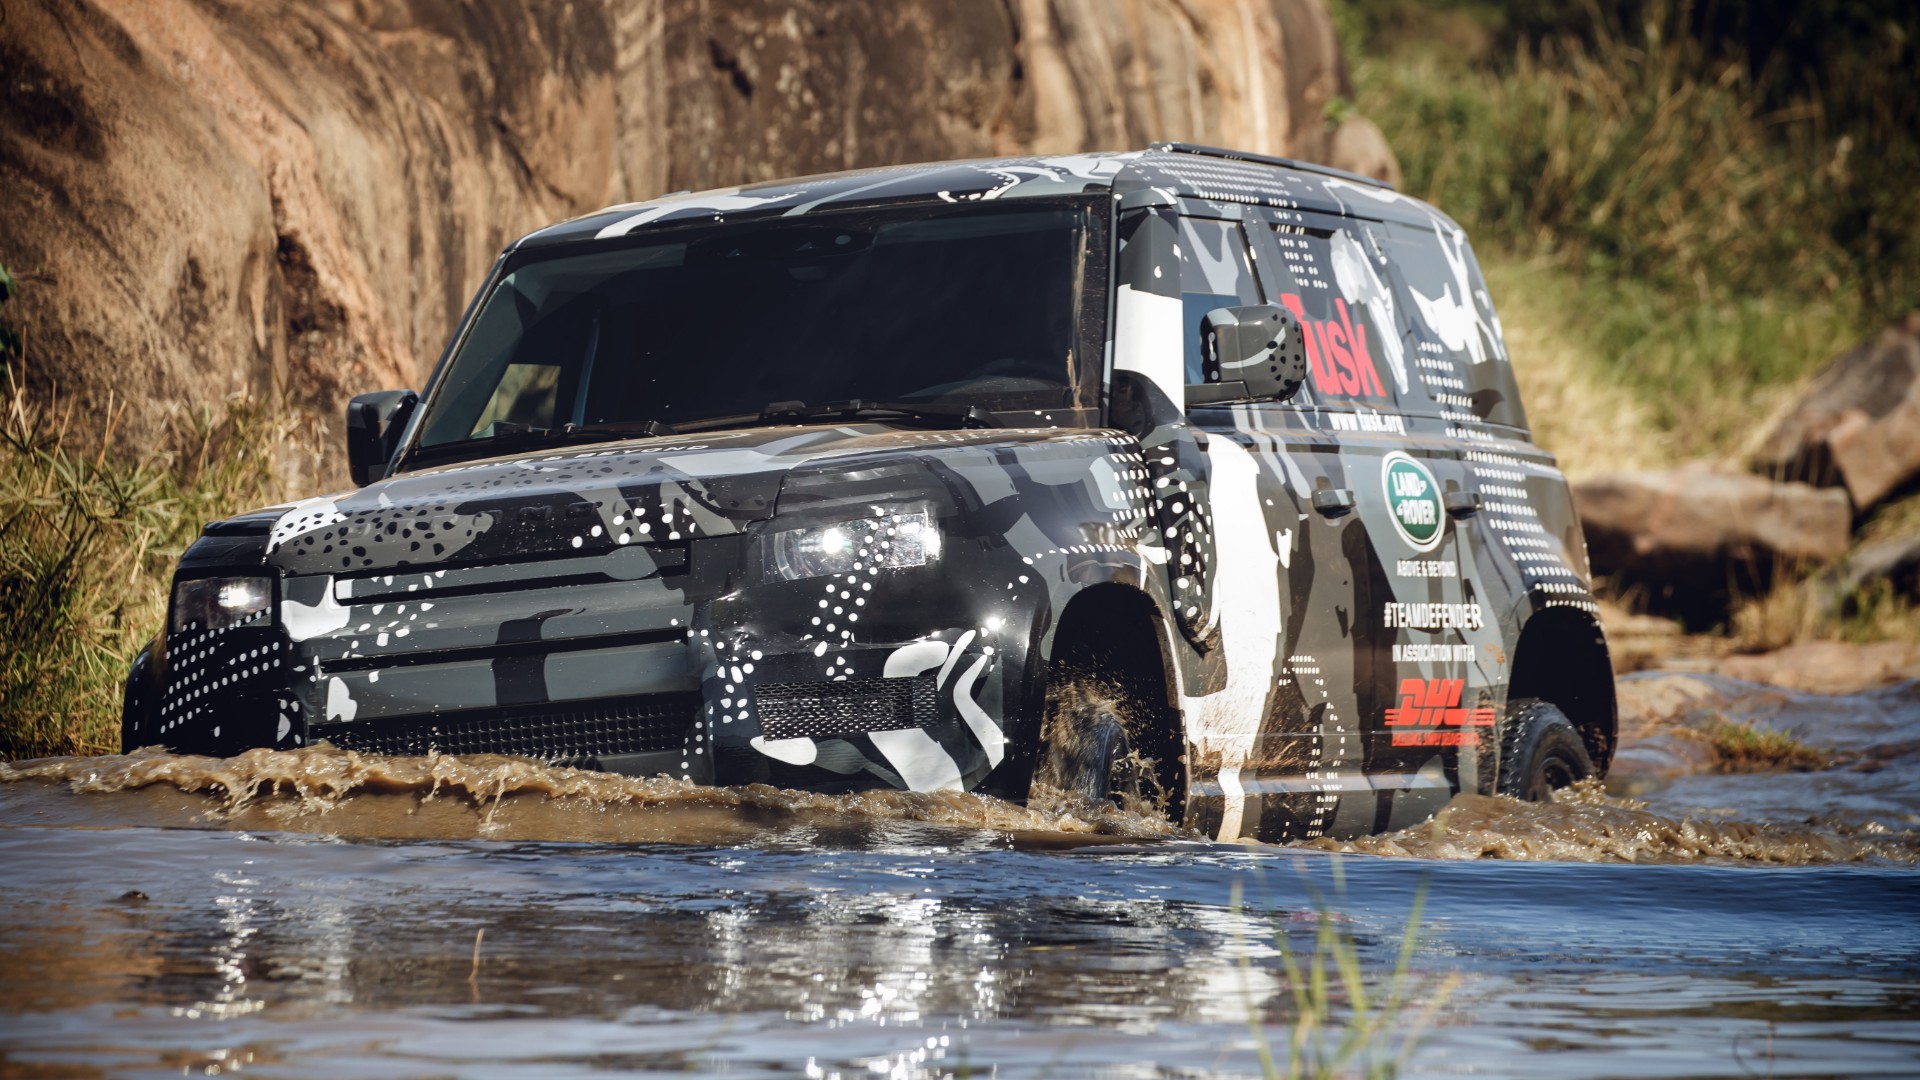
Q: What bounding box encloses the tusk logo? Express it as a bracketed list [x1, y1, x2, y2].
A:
[1381, 452, 1443, 552]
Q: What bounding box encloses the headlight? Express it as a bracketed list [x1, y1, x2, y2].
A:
[170, 575, 273, 634]
[765, 509, 940, 581]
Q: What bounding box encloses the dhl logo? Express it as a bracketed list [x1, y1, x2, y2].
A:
[1278, 292, 1386, 399]
[1384, 678, 1495, 747]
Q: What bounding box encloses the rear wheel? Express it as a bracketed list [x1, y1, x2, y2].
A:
[1496, 699, 1594, 802]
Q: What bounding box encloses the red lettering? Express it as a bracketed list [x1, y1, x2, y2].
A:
[1326, 320, 1359, 395]
[1383, 679, 1486, 736]
[1281, 293, 1338, 396]
[1313, 326, 1344, 397]
[1392, 731, 1476, 747]
[1336, 299, 1386, 397]
[1277, 292, 1386, 400]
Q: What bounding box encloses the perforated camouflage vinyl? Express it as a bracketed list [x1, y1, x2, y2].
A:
[123, 147, 1611, 842]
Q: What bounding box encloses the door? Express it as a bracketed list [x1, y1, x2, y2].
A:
[1192, 203, 1487, 838]
[1165, 207, 1359, 841]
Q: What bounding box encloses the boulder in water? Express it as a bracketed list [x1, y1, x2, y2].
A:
[1574, 463, 1851, 622]
[1752, 313, 1920, 513]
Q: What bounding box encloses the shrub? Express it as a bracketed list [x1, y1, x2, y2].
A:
[0, 372, 295, 759]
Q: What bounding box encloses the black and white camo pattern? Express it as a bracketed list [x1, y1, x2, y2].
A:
[124, 147, 1612, 843]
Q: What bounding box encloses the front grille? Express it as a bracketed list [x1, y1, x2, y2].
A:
[311, 693, 701, 765]
[756, 676, 939, 741]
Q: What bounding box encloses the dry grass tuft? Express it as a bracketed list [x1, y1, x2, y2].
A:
[0, 372, 308, 759]
[1706, 719, 1826, 773]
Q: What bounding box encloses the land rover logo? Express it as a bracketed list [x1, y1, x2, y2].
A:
[1381, 452, 1443, 551]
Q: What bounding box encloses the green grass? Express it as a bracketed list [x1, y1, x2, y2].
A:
[1706, 718, 1827, 772]
[1235, 859, 1457, 1079]
[1340, 0, 1909, 476]
[1482, 254, 1860, 474]
[0, 371, 293, 759]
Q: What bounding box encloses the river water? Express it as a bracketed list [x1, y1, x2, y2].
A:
[2, 673, 1917, 1078]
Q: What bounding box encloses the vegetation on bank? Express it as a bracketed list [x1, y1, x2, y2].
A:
[1706, 717, 1828, 773]
[1237, 863, 1456, 1079]
[1338, 0, 1919, 641]
[0, 363, 295, 758]
[1339, 0, 1915, 470]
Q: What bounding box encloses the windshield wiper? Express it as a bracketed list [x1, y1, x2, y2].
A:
[676, 399, 999, 432]
[556, 419, 679, 440]
[418, 401, 995, 464]
[428, 418, 680, 457]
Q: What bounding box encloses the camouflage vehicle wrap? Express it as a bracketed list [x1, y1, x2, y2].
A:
[123, 145, 1616, 842]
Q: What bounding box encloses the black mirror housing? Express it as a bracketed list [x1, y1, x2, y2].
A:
[346, 390, 419, 486]
[1189, 304, 1308, 406]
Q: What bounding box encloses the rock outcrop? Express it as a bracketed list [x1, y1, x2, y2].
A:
[0, 0, 1392, 481]
[1752, 313, 1920, 513]
[1573, 463, 1852, 623]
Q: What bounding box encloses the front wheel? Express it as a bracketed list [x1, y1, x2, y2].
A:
[1496, 699, 1595, 802]
[1030, 670, 1181, 818]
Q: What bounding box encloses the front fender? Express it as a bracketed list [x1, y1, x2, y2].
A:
[696, 430, 1175, 795]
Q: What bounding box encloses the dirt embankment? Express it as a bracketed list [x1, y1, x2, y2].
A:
[0, 0, 1391, 483]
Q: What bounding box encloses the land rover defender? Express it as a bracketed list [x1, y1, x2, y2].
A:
[122, 144, 1616, 842]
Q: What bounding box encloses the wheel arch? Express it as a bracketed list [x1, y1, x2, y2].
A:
[1505, 606, 1617, 775]
[1029, 581, 1185, 801]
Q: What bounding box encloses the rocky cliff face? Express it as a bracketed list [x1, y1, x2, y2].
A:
[0, 0, 1393, 479]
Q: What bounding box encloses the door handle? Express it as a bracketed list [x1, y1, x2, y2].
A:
[1445, 491, 1484, 518]
[1311, 488, 1356, 516]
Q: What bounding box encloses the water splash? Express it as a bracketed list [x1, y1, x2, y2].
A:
[1305, 779, 1920, 864]
[0, 744, 1179, 846]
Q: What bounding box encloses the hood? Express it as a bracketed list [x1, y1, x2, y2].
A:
[260, 423, 1074, 577]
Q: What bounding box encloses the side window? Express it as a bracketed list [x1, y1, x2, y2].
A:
[1380, 221, 1529, 430]
[1175, 217, 1262, 386]
[1245, 214, 1408, 412]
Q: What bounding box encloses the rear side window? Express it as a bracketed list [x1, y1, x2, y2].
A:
[1378, 221, 1529, 431]
[1175, 218, 1262, 385]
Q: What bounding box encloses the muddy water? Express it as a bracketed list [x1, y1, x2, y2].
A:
[3, 675, 1918, 1078]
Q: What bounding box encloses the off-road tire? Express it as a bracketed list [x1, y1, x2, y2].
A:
[1032, 671, 1173, 813]
[1039, 692, 1132, 804]
[1496, 699, 1594, 802]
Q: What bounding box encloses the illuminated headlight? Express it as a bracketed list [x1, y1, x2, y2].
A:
[170, 575, 273, 634]
[766, 509, 940, 581]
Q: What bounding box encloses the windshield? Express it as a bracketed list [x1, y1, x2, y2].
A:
[413, 201, 1098, 454]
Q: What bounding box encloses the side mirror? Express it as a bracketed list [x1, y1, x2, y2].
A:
[346, 390, 418, 486]
[1188, 304, 1308, 406]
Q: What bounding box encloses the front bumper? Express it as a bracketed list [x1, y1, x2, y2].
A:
[124, 533, 1040, 795]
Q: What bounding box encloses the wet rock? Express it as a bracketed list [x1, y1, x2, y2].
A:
[1607, 729, 1723, 783]
[1616, 671, 1920, 756]
[1752, 313, 1920, 513]
[1574, 463, 1852, 623]
[0, 0, 1388, 481]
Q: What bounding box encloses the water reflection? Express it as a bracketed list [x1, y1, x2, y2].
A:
[4, 730, 1920, 1076]
[0, 821, 1915, 1078]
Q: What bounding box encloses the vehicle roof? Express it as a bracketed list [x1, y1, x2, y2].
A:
[513, 143, 1456, 251]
